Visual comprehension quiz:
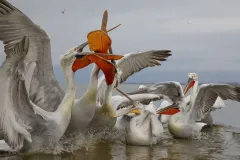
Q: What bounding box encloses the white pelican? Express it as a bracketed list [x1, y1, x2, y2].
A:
[114, 103, 163, 145]
[85, 50, 172, 132]
[156, 82, 240, 138]
[0, 35, 110, 152]
[157, 73, 226, 126]
[112, 94, 166, 132]
[183, 73, 225, 126]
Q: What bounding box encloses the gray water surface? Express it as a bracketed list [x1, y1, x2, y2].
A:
[1, 84, 240, 160]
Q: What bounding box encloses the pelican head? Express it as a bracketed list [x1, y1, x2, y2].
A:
[60, 43, 90, 72]
[188, 73, 198, 81]
[114, 102, 144, 118]
[183, 72, 198, 95]
[126, 103, 145, 117]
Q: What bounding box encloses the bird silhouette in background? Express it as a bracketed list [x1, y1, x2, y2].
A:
[61, 9, 65, 14]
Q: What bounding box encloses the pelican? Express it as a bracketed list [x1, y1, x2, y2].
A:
[0, 35, 113, 152]
[112, 94, 165, 132]
[85, 50, 172, 132]
[183, 73, 225, 125]
[156, 82, 240, 138]
[114, 103, 163, 145]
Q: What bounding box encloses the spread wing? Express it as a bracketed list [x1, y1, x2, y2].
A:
[189, 84, 240, 122]
[114, 94, 165, 110]
[0, 37, 44, 149]
[97, 50, 172, 104]
[0, 0, 64, 111]
[127, 81, 185, 105]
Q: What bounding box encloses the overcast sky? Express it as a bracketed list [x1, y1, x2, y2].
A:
[1, 0, 240, 83]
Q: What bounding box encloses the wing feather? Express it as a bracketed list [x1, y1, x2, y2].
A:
[0, 37, 34, 149]
[115, 94, 165, 110]
[97, 50, 172, 104]
[0, 0, 50, 57]
[190, 84, 240, 122]
[127, 81, 184, 105]
[0, 0, 64, 111]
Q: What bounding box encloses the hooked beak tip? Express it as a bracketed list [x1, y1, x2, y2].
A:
[75, 53, 87, 59]
[74, 42, 88, 53]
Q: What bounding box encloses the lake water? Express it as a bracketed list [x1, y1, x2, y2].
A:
[1, 84, 240, 160]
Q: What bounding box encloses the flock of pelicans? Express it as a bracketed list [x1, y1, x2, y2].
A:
[0, 0, 240, 155]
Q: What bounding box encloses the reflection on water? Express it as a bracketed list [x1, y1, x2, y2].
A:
[1, 84, 240, 160]
[1, 125, 240, 160]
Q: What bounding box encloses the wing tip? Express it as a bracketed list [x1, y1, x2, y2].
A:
[235, 86, 240, 100]
[0, 0, 15, 13]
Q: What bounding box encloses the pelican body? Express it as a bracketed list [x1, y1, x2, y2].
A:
[64, 64, 100, 136]
[0, 37, 92, 152]
[115, 103, 163, 145]
[86, 83, 117, 133]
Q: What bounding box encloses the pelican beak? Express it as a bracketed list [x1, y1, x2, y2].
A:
[73, 49, 123, 73]
[113, 106, 141, 118]
[156, 103, 180, 115]
[128, 108, 141, 115]
[74, 42, 88, 53]
[71, 43, 91, 72]
[183, 78, 195, 95]
[92, 53, 123, 61]
[85, 53, 123, 85]
[72, 54, 92, 72]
